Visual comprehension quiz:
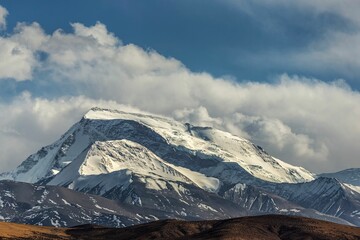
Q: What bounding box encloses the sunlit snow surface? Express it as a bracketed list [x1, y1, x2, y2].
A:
[83, 108, 314, 183]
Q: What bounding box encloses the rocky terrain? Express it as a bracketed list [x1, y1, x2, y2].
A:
[1, 215, 360, 240]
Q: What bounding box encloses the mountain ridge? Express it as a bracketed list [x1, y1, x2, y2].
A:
[320, 168, 360, 187]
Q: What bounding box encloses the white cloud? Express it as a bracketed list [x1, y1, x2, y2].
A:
[0, 18, 359, 173]
[71, 21, 118, 46]
[0, 37, 35, 80]
[0, 22, 46, 81]
[0, 5, 8, 30]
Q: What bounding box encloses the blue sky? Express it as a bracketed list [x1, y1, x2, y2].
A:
[0, 1, 359, 173]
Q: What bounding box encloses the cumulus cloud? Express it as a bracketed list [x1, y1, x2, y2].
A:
[0, 22, 47, 81]
[0, 13, 359, 173]
[71, 22, 118, 46]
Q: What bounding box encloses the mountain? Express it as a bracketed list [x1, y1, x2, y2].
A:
[0, 179, 350, 228]
[0, 107, 359, 227]
[0, 180, 142, 227]
[0, 107, 314, 185]
[1, 215, 360, 240]
[320, 168, 360, 186]
[0, 180, 246, 228]
[225, 177, 360, 226]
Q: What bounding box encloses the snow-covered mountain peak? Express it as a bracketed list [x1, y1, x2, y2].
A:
[84, 107, 172, 124]
[1, 107, 315, 187]
[84, 107, 314, 183]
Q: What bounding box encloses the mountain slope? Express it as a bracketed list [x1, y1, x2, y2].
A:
[0, 180, 145, 227]
[0, 180, 246, 228]
[240, 177, 360, 226]
[320, 168, 360, 187]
